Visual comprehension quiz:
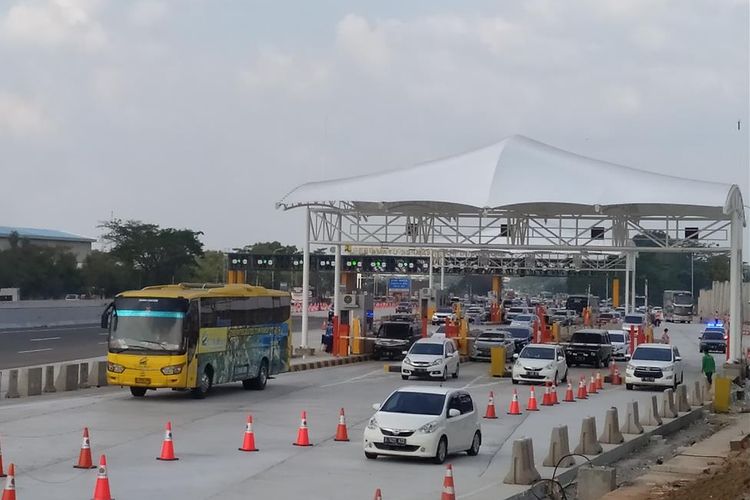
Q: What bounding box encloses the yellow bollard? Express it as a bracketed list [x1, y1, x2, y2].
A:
[490, 346, 506, 377]
[351, 318, 362, 354]
[551, 322, 560, 343]
[645, 326, 653, 343]
[713, 376, 731, 413]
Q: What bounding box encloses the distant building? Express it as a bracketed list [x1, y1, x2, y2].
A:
[0, 226, 96, 266]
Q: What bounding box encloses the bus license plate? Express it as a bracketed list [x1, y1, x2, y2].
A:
[135, 378, 151, 385]
[384, 437, 406, 446]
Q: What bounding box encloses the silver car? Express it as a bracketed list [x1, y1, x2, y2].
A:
[608, 329, 630, 360]
[470, 329, 515, 361]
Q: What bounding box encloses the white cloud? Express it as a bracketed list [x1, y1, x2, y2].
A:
[1, 0, 107, 51]
[239, 47, 330, 96]
[129, 1, 167, 28]
[335, 14, 390, 73]
[0, 91, 51, 138]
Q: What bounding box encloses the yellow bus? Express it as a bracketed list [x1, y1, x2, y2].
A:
[101, 283, 291, 398]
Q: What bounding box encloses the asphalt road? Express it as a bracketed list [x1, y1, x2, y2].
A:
[0, 322, 708, 500]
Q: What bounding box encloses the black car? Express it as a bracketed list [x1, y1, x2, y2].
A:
[699, 328, 726, 353]
[502, 326, 533, 353]
[564, 329, 613, 368]
[373, 319, 422, 360]
[395, 302, 412, 314]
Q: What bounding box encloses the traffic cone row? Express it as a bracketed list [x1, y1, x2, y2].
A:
[588, 375, 598, 395]
[596, 372, 604, 391]
[73, 427, 96, 469]
[577, 377, 588, 399]
[507, 389, 522, 415]
[564, 382, 576, 402]
[1, 464, 15, 500]
[526, 387, 539, 412]
[92, 455, 113, 500]
[550, 383, 559, 405]
[541, 383, 553, 407]
[441, 464, 456, 500]
[613, 368, 622, 385]
[334, 408, 350, 442]
[293, 411, 313, 447]
[484, 392, 498, 419]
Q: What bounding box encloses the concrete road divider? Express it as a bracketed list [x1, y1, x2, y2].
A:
[5, 370, 19, 398]
[690, 380, 703, 407]
[78, 362, 91, 389]
[642, 395, 663, 426]
[598, 408, 624, 444]
[621, 401, 644, 435]
[543, 426, 575, 468]
[1, 358, 109, 399]
[660, 388, 678, 418]
[675, 384, 691, 413]
[578, 466, 617, 500]
[19, 366, 43, 397]
[91, 361, 107, 387]
[574, 416, 603, 455]
[43, 365, 56, 393]
[504, 437, 541, 485]
[56, 364, 79, 392]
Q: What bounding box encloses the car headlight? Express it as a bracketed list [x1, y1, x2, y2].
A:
[160, 364, 184, 375]
[417, 420, 440, 434]
[107, 362, 125, 373]
[626, 363, 634, 371]
[544, 363, 555, 370]
[403, 357, 412, 365]
[367, 417, 379, 430]
[430, 359, 443, 366]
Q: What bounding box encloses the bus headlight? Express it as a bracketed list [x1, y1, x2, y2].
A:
[161, 364, 184, 375]
[107, 362, 125, 373]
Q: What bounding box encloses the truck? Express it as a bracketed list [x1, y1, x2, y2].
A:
[563, 329, 613, 368]
[663, 290, 693, 323]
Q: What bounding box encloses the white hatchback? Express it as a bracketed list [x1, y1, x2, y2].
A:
[363, 386, 481, 464]
[511, 344, 568, 385]
[401, 337, 460, 381]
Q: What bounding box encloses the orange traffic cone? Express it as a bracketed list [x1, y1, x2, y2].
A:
[91, 455, 113, 500]
[239, 415, 259, 452]
[441, 464, 456, 500]
[541, 383, 553, 406]
[588, 375, 598, 395]
[576, 379, 588, 400]
[596, 372, 604, 391]
[526, 387, 539, 411]
[156, 421, 179, 461]
[334, 408, 350, 442]
[564, 382, 576, 402]
[373, 488, 383, 500]
[74, 427, 96, 469]
[551, 383, 559, 405]
[609, 359, 616, 380]
[613, 368, 622, 385]
[507, 389, 522, 415]
[293, 411, 313, 446]
[0, 437, 5, 478]
[1, 464, 15, 500]
[483, 392, 498, 419]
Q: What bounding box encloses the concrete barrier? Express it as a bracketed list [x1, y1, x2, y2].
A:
[43, 365, 56, 393]
[598, 407, 624, 444]
[642, 395, 663, 426]
[90, 361, 108, 388]
[55, 364, 79, 392]
[661, 388, 678, 418]
[578, 466, 616, 500]
[5, 369, 20, 398]
[621, 401, 644, 435]
[690, 380, 703, 407]
[675, 384, 691, 413]
[20, 367, 43, 397]
[543, 426, 575, 468]
[504, 437, 541, 485]
[574, 417, 603, 455]
[78, 362, 90, 389]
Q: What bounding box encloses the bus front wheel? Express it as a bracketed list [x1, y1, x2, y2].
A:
[191, 367, 213, 399]
[130, 386, 147, 397]
[243, 360, 268, 391]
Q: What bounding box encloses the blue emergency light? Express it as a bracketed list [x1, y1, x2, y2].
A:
[707, 321, 724, 328]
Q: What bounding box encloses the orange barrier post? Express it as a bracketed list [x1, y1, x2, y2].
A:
[156, 421, 179, 461]
[526, 387, 539, 411]
[441, 464, 456, 500]
[1, 464, 14, 500]
[91, 456, 113, 500]
[421, 317, 428, 338]
[483, 392, 498, 419]
[334, 408, 350, 442]
[507, 389, 522, 415]
[332, 316, 340, 356]
[239, 415, 259, 452]
[74, 427, 96, 469]
[629, 326, 636, 353]
[293, 411, 313, 447]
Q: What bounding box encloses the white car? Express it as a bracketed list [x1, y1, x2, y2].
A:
[625, 343, 684, 390]
[363, 386, 481, 464]
[511, 343, 568, 385]
[510, 313, 539, 329]
[431, 307, 455, 325]
[607, 329, 631, 360]
[622, 313, 647, 333]
[402, 337, 460, 381]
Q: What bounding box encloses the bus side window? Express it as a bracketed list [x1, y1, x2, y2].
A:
[186, 301, 200, 349]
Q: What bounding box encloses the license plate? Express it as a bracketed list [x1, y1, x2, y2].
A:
[384, 437, 406, 446]
[642, 377, 655, 382]
[134, 378, 151, 385]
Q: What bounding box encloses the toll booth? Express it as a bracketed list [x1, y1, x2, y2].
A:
[337, 292, 373, 355]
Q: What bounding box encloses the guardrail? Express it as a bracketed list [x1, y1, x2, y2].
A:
[0, 356, 107, 399]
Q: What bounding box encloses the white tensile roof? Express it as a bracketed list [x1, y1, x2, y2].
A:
[277, 135, 744, 221]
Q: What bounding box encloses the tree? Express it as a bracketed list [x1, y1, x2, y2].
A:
[234, 241, 299, 255]
[81, 250, 138, 297]
[99, 219, 204, 286]
[191, 250, 226, 283]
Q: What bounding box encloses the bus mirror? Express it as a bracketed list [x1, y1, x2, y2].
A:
[100, 302, 114, 329]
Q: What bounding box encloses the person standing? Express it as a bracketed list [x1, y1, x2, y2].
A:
[702, 348, 716, 385]
[660, 328, 670, 344]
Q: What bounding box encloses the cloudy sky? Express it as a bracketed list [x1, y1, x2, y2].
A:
[1, 0, 748, 250]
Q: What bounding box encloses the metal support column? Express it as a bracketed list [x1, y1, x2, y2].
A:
[334, 214, 342, 317]
[440, 253, 445, 290]
[301, 208, 311, 349]
[631, 252, 637, 312]
[728, 211, 743, 363]
[624, 252, 631, 314]
[428, 252, 434, 290]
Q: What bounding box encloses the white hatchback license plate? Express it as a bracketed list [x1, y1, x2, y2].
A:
[384, 437, 406, 446]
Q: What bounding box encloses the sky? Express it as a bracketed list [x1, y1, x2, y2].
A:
[1, 0, 748, 251]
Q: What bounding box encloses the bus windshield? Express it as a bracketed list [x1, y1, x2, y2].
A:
[109, 297, 188, 353]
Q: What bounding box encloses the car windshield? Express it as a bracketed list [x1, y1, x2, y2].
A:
[609, 333, 625, 343]
[437, 308, 453, 314]
[506, 327, 531, 339]
[570, 332, 605, 344]
[478, 332, 507, 341]
[514, 315, 534, 322]
[703, 331, 725, 340]
[378, 323, 412, 338]
[380, 391, 446, 416]
[520, 346, 555, 360]
[624, 315, 644, 324]
[632, 347, 672, 362]
[468, 307, 483, 313]
[509, 308, 525, 313]
[410, 343, 444, 355]
[109, 297, 187, 353]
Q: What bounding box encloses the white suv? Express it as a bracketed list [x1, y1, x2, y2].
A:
[402, 337, 460, 381]
[625, 343, 683, 390]
[363, 386, 481, 464]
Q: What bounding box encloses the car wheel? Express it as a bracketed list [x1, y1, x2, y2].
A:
[401, 375, 409, 380]
[365, 452, 378, 460]
[441, 369, 448, 382]
[130, 386, 147, 397]
[433, 437, 448, 464]
[561, 369, 568, 383]
[452, 364, 459, 379]
[511, 378, 518, 385]
[466, 431, 481, 456]
[673, 379, 679, 391]
[191, 367, 213, 399]
[595, 357, 602, 369]
[625, 383, 633, 390]
[554, 371, 559, 385]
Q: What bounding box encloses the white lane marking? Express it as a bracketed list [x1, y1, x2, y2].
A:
[0, 325, 102, 335]
[461, 380, 503, 390]
[98, 341, 108, 345]
[17, 348, 53, 354]
[99, 332, 109, 336]
[29, 336, 61, 342]
[461, 375, 484, 389]
[320, 369, 385, 388]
